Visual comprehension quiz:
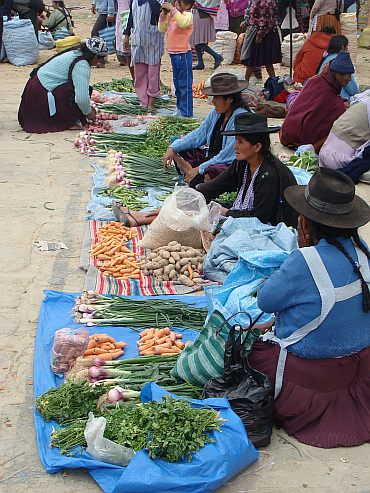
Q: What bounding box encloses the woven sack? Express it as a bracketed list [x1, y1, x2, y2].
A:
[233, 32, 245, 65]
[2, 18, 39, 66]
[213, 30, 238, 65]
[171, 310, 261, 387]
[241, 85, 262, 107]
[281, 32, 305, 67]
[340, 13, 357, 67]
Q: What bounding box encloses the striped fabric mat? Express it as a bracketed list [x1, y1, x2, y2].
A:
[81, 221, 209, 296]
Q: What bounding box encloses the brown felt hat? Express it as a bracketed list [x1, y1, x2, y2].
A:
[284, 168, 370, 228]
[202, 73, 249, 96]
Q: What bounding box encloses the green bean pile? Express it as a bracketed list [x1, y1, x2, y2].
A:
[99, 186, 149, 211]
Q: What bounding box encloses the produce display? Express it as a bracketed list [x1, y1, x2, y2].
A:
[51, 327, 90, 375]
[84, 333, 127, 361]
[88, 221, 142, 279]
[193, 80, 209, 100]
[99, 185, 149, 211]
[140, 242, 205, 287]
[137, 327, 191, 356]
[74, 293, 208, 331]
[286, 150, 318, 172]
[92, 77, 170, 95]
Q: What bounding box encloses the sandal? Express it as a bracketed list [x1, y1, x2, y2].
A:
[112, 201, 139, 227]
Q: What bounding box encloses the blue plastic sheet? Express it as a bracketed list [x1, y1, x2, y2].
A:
[287, 165, 312, 185]
[203, 217, 298, 283]
[34, 291, 258, 492]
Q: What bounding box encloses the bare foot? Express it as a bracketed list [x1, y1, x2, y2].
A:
[69, 124, 83, 130]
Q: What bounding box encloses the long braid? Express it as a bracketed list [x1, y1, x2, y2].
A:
[311, 222, 370, 313]
[67, 55, 86, 107]
[267, 152, 284, 224]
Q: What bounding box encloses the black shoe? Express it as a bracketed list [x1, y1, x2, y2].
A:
[213, 55, 223, 70]
[193, 63, 205, 70]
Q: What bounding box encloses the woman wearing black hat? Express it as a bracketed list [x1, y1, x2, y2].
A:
[196, 112, 299, 228]
[249, 168, 370, 448]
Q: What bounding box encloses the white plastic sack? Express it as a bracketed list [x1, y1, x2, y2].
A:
[340, 13, 357, 67]
[3, 18, 39, 66]
[281, 33, 305, 67]
[85, 412, 135, 467]
[139, 185, 222, 249]
[212, 30, 237, 65]
[38, 30, 55, 50]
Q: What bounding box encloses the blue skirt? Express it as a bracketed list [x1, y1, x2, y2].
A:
[241, 28, 281, 67]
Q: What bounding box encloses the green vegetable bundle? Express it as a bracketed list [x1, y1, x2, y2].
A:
[99, 186, 149, 211]
[104, 395, 225, 462]
[288, 151, 318, 172]
[76, 295, 208, 331]
[92, 77, 170, 95]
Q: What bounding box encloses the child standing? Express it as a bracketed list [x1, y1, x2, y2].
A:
[159, 0, 194, 117]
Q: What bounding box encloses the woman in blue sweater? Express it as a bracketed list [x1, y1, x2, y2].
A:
[249, 168, 370, 448]
[162, 73, 250, 188]
[18, 38, 108, 133]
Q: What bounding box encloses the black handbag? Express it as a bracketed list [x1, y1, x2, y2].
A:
[201, 313, 274, 448]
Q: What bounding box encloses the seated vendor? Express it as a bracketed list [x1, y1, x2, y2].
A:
[249, 167, 370, 448]
[113, 113, 299, 228]
[162, 73, 250, 188]
[280, 50, 354, 152]
[319, 90, 370, 170]
[292, 25, 335, 84]
[18, 37, 107, 133]
[39, 0, 74, 37]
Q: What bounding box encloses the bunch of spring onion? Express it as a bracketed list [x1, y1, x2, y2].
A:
[88, 354, 202, 398]
[89, 132, 147, 153]
[73, 292, 208, 331]
[97, 103, 154, 116]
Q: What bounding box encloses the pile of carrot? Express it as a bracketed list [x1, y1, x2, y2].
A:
[84, 333, 127, 361]
[137, 327, 192, 356]
[193, 80, 209, 100]
[89, 221, 142, 279]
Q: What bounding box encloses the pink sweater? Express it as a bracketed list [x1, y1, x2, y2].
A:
[158, 8, 193, 54]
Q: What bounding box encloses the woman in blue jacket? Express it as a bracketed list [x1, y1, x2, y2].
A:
[162, 73, 250, 187]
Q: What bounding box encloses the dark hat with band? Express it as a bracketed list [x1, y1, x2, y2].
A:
[201, 73, 249, 96]
[222, 112, 281, 136]
[284, 168, 370, 228]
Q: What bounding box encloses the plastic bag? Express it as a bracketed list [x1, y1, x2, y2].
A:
[2, 18, 39, 66]
[139, 185, 221, 249]
[85, 412, 135, 467]
[201, 319, 274, 448]
[212, 30, 237, 65]
[51, 327, 89, 375]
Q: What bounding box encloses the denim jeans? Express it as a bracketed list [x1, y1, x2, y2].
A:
[170, 50, 193, 118]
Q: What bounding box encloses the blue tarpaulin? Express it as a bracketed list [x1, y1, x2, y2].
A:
[34, 291, 258, 493]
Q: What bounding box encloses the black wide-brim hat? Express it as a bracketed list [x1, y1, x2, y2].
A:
[284, 167, 370, 228]
[202, 73, 249, 96]
[222, 112, 281, 136]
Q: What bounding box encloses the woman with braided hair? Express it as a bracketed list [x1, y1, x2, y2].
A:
[18, 37, 108, 133]
[249, 167, 370, 448]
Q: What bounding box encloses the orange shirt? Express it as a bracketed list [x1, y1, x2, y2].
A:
[158, 8, 193, 54]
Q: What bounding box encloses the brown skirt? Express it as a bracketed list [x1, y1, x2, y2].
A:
[18, 75, 87, 134]
[248, 341, 370, 448]
[316, 14, 341, 35]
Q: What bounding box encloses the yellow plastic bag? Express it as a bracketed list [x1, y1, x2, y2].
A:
[55, 35, 81, 53]
[358, 26, 370, 48]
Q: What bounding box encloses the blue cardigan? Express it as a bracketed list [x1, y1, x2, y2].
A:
[170, 107, 248, 174]
[257, 238, 370, 359]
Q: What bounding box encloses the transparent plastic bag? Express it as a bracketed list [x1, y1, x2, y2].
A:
[85, 412, 135, 467]
[51, 327, 89, 376]
[139, 185, 221, 249]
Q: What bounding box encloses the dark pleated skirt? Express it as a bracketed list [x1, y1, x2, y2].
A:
[241, 28, 282, 67]
[248, 341, 370, 448]
[228, 15, 245, 36]
[18, 75, 87, 134]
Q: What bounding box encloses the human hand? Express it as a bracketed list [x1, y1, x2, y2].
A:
[87, 107, 97, 120]
[297, 216, 313, 248]
[123, 34, 130, 52]
[106, 14, 115, 22]
[255, 36, 262, 44]
[91, 3, 96, 14]
[163, 147, 175, 170]
[161, 1, 173, 11]
[185, 166, 200, 184]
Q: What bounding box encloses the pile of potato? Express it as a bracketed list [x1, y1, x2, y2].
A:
[140, 241, 206, 287]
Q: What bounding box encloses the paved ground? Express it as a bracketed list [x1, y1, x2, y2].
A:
[0, 7, 370, 492]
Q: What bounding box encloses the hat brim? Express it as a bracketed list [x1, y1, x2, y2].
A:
[222, 126, 281, 136]
[201, 80, 249, 96]
[284, 184, 370, 229]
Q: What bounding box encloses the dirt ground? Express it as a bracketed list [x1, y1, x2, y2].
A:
[0, 4, 370, 493]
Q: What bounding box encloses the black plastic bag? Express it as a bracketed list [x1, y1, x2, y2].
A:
[201, 316, 274, 448]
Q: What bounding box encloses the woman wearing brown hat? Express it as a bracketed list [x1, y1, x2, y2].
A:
[249, 168, 370, 448]
[162, 73, 250, 188]
[196, 112, 299, 228]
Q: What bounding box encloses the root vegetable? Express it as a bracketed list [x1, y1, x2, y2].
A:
[179, 275, 194, 287]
